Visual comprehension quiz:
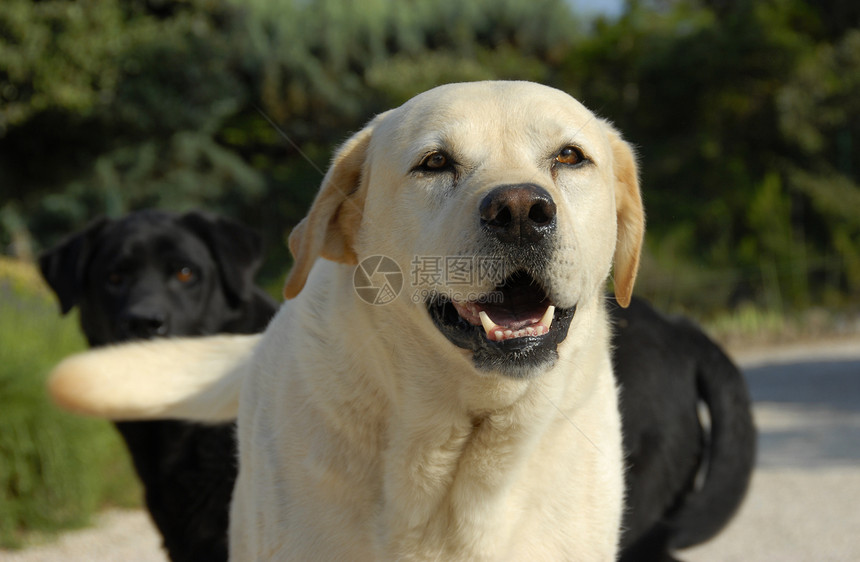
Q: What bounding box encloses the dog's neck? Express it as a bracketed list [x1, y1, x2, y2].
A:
[376, 377, 560, 559]
[283, 262, 619, 559]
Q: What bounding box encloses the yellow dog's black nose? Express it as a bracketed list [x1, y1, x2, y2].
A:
[479, 184, 557, 244]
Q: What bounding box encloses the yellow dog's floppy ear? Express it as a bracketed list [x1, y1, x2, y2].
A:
[283, 116, 382, 299]
[604, 122, 645, 308]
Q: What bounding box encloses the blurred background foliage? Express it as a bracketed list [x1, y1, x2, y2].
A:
[1, 0, 859, 317]
[0, 257, 140, 547]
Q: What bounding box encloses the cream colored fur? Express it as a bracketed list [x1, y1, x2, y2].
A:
[48, 81, 644, 561]
[49, 335, 256, 421]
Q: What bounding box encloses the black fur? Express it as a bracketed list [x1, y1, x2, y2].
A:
[612, 296, 756, 561]
[39, 209, 278, 562]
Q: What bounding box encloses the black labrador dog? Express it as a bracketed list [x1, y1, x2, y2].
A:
[612, 296, 756, 561]
[39, 209, 277, 562]
[40, 210, 754, 562]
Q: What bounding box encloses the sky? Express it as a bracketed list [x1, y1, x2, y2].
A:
[566, 0, 626, 19]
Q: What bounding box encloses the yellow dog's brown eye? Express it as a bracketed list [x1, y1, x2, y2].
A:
[556, 146, 584, 166]
[419, 152, 449, 171]
[176, 267, 195, 283]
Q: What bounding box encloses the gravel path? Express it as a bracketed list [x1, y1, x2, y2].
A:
[2, 339, 858, 561]
[0, 510, 166, 562]
[684, 339, 860, 561]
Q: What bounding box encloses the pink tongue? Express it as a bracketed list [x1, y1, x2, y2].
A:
[452, 301, 544, 331]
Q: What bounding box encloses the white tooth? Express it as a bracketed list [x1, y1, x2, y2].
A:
[494, 330, 504, 340]
[479, 311, 496, 335]
[540, 305, 556, 329]
[504, 330, 513, 338]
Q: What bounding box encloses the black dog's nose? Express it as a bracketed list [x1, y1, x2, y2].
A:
[479, 184, 557, 244]
[121, 311, 168, 339]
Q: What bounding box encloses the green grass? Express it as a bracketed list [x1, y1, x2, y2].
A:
[0, 258, 141, 549]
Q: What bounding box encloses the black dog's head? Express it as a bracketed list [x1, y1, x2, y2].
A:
[39, 209, 269, 346]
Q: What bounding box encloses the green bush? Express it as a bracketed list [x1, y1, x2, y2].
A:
[0, 258, 140, 549]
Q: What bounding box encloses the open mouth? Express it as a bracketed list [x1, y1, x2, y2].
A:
[426, 271, 575, 375]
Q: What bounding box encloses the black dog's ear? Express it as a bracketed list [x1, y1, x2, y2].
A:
[178, 211, 264, 306]
[38, 217, 111, 315]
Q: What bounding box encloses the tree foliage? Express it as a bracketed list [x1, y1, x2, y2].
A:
[1, 0, 858, 312]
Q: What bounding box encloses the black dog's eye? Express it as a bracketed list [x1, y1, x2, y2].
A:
[555, 146, 586, 167]
[107, 272, 124, 286]
[175, 266, 195, 284]
[416, 151, 453, 173]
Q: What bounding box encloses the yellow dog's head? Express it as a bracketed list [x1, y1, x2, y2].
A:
[286, 81, 645, 376]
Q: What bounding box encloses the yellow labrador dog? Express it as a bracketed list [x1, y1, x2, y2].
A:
[50, 81, 644, 560]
